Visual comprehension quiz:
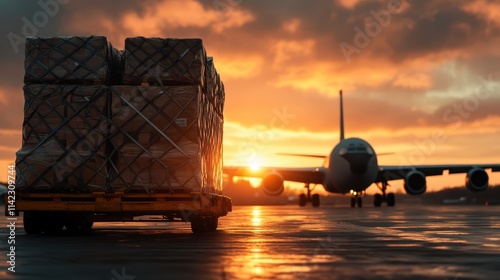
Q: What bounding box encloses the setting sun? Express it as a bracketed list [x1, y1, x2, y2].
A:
[249, 160, 262, 172]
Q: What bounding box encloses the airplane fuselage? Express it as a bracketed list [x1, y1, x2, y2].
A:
[323, 137, 379, 194]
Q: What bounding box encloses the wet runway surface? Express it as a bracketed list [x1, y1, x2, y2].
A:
[1, 204, 499, 279]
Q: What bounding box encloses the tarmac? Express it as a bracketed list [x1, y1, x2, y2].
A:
[0, 204, 499, 280]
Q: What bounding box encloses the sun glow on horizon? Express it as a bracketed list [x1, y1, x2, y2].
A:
[250, 161, 261, 172]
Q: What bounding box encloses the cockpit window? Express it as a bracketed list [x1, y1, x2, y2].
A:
[344, 142, 374, 154]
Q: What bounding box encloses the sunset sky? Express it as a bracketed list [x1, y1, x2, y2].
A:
[1, 0, 499, 193]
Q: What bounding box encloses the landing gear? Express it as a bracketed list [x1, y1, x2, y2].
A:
[299, 184, 320, 207]
[350, 191, 363, 208]
[312, 194, 320, 207]
[374, 181, 396, 207]
[299, 194, 307, 207]
[387, 193, 395, 207]
[374, 194, 383, 207]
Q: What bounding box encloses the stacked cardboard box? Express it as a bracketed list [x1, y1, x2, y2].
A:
[17, 36, 117, 192]
[203, 57, 225, 192]
[109, 37, 224, 193]
[24, 36, 121, 85]
[16, 36, 224, 194]
[122, 37, 206, 86]
[17, 85, 110, 192]
[108, 85, 204, 192]
[205, 57, 225, 117]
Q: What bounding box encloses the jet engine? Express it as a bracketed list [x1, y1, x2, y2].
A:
[404, 170, 427, 195]
[466, 167, 489, 192]
[261, 172, 284, 196]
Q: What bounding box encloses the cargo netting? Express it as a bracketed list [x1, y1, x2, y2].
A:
[108, 86, 222, 194]
[123, 37, 207, 86]
[16, 85, 109, 192]
[24, 36, 121, 85]
[205, 57, 225, 118]
[16, 36, 224, 195]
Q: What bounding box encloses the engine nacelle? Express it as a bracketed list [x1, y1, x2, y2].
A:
[404, 170, 427, 195]
[466, 167, 489, 192]
[261, 172, 284, 196]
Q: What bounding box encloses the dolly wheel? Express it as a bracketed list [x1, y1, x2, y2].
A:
[299, 194, 307, 207]
[24, 212, 42, 234]
[81, 221, 94, 230]
[312, 194, 320, 207]
[42, 214, 64, 234]
[387, 193, 396, 207]
[190, 216, 206, 234]
[205, 216, 218, 231]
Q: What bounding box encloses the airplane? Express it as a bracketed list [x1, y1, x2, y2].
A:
[224, 90, 500, 208]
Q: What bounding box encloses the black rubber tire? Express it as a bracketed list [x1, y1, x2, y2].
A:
[190, 216, 205, 234]
[357, 197, 363, 208]
[299, 194, 307, 207]
[373, 194, 383, 207]
[312, 194, 320, 207]
[63, 213, 93, 232]
[205, 216, 218, 231]
[64, 219, 80, 231]
[42, 214, 64, 234]
[81, 221, 94, 230]
[23, 212, 42, 234]
[387, 193, 396, 207]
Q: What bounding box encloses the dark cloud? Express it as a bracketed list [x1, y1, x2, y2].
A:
[388, 3, 491, 60]
[430, 95, 500, 125]
[457, 56, 500, 77]
[0, 84, 25, 132]
[0, 1, 65, 57]
[0, 129, 22, 160]
[1, 0, 500, 135]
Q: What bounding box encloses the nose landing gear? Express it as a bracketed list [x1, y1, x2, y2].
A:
[299, 184, 320, 207]
[374, 181, 396, 207]
[349, 190, 364, 207]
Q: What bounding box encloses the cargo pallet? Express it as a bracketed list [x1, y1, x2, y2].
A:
[9, 191, 232, 234]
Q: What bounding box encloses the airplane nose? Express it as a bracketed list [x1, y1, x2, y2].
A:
[341, 153, 373, 175]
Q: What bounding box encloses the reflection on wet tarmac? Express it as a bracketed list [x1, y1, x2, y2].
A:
[251, 207, 262, 227]
[0, 205, 499, 279]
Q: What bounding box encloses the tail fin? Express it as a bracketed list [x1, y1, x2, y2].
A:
[339, 90, 345, 141]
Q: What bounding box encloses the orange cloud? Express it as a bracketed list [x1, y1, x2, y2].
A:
[393, 72, 433, 89]
[212, 8, 255, 33]
[463, 1, 500, 28]
[282, 18, 302, 33]
[337, 0, 364, 9]
[0, 89, 8, 105]
[60, 0, 254, 48]
[272, 59, 399, 95]
[272, 39, 316, 66]
[210, 53, 264, 79]
[121, 0, 254, 35]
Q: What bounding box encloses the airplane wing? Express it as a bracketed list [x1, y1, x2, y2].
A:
[375, 164, 500, 182]
[224, 166, 326, 185]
